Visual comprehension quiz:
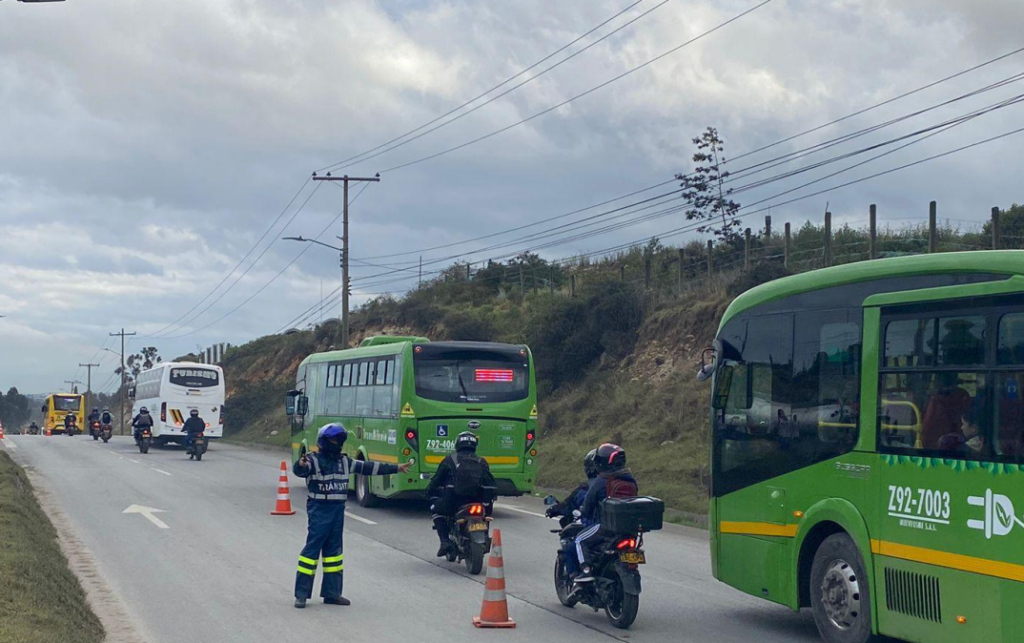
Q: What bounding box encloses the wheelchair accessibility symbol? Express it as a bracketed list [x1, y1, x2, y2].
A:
[436, 425, 449, 437]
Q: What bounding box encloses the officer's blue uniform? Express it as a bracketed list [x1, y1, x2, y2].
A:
[292, 450, 399, 601]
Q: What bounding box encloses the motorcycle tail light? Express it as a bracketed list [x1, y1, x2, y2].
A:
[468, 504, 484, 516]
[616, 538, 637, 550]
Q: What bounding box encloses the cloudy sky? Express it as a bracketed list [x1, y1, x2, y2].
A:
[1, 0, 1023, 393]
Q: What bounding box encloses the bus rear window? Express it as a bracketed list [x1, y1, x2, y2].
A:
[54, 396, 81, 412]
[169, 368, 220, 388]
[414, 345, 529, 404]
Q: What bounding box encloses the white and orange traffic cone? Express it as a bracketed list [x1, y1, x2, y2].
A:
[473, 529, 516, 628]
[45, 428, 52, 437]
[271, 461, 296, 516]
[0, 425, 5, 439]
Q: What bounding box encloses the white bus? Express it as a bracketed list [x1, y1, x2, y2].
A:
[131, 362, 225, 444]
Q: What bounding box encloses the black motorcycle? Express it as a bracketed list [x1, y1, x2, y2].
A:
[100, 423, 113, 443]
[545, 495, 664, 630]
[90, 421, 102, 441]
[185, 433, 208, 461]
[136, 427, 152, 454]
[445, 502, 491, 575]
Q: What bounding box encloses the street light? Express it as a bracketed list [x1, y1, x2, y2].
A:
[283, 236, 348, 344]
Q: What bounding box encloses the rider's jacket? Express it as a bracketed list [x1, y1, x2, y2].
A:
[182, 417, 205, 435]
[293, 452, 399, 502]
[581, 468, 638, 526]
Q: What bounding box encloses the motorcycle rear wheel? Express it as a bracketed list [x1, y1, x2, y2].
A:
[465, 540, 486, 575]
[604, 567, 640, 629]
[102, 437, 109, 443]
[140, 439, 150, 454]
[195, 451, 202, 461]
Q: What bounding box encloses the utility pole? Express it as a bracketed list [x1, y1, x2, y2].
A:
[79, 362, 100, 411]
[312, 172, 381, 349]
[64, 379, 82, 394]
[109, 328, 136, 435]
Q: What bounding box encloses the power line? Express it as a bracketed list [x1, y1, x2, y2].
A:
[377, 0, 777, 173]
[321, 0, 673, 174]
[354, 46, 1024, 264]
[317, 0, 651, 173]
[162, 183, 372, 339]
[150, 180, 323, 338]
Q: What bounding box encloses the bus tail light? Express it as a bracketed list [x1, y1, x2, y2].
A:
[525, 430, 535, 452]
[219, 404, 224, 425]
[404, 428, 419, 451]
[160, 402, 167, 423]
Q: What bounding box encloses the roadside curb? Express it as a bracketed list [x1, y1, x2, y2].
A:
[25, 467, 151, 643]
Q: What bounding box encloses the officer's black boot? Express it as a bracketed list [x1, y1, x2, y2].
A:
[324, 597, 351, 606]
[294, 598, 306, 609]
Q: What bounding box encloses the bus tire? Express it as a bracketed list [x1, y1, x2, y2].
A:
[810, 533, 878, 643]
[355, 464, 380, 508]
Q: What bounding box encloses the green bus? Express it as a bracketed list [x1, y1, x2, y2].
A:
[701, 251, 1024, 643]
[285, 336, 538, 507]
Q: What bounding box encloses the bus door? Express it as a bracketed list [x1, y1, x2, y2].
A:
[872, 293, 1024, 640]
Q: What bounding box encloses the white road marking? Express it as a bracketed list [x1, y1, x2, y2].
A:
[345, 510, 377, 525]
[123, 505, 169, 529]
[154, 469, 172, 476]
[127, 459, 141, 464]
[1, 439, 16, 450]
[498, 505, 547, 518]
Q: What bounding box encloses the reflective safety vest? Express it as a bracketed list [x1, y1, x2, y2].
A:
[306, 454, 352, 502]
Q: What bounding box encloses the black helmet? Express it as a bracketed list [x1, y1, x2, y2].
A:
[189, 409, 199, 417]
[92, 408, 99, 413]
[583, 448, 598, 479]
[595, 443, 626, 472]
[455, 431, 479, 453]
[140, 407, 149, 414]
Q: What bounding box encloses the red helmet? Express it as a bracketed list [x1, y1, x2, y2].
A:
[595, 443, 626, 472]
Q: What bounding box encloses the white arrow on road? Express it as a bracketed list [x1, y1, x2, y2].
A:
[123, 504, 169, 529]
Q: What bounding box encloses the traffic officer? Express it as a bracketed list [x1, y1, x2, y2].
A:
[292, 423, 410, 608]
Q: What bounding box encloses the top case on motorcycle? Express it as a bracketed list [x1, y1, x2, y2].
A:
[600, 496, 665, 533]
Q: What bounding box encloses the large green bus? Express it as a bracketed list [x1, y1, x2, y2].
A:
[701, 251, 1024, 643]
[285, 336, 538, 507]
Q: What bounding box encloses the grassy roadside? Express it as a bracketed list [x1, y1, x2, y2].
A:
[0, 451, 104, 643]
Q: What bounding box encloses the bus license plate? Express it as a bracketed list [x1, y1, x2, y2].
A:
[619, 552, 645, 564]
[468, 522, 488, 532]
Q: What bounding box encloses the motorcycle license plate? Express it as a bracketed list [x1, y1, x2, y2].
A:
[619, 551, 645, 564]
[468, 522, 488, 532]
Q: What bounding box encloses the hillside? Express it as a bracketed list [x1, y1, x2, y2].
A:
[214, 206, 1023, 516]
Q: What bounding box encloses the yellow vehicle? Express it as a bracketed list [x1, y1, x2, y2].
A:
[42, 394, 84, 434]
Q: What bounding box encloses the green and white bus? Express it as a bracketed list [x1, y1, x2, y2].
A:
[701, 251, 1024, 643]
[285, 336, 538, 507]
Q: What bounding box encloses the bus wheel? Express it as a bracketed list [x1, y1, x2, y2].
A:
[810, 533, 878, 643]
[355, 467, 380, 508]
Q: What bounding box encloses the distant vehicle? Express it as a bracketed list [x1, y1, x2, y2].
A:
[41, 394, 84, 435]
[285, 336, 538, 508]
[131, 362, 225, 445]
[700, 251, 1024, 643]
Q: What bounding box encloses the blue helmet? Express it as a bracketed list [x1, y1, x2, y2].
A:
[318, 423, 348, 453]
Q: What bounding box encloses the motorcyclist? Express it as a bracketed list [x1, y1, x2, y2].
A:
[88, 407, 101, 436]
[131, 407, 154, 444]
[28, 421, 39, 435]
[547, 449, 598, 576]
[573, 443, 638, 583]
[427, 431, 497, 558]
[63, 413, 77, 435]
[100, 408, 114, 426]
[181, 409, 206, 452]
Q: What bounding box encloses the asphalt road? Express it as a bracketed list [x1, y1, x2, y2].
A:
[2, 434, 819, 643]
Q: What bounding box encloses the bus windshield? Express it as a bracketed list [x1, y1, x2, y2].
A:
[414, 344, 529, 404]
[53, 395, 81, 412]
[169, 367, 220, 388]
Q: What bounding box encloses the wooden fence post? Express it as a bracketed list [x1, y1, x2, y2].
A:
[644, 257, 652, 289]
[707, 240, 714, 281]
[992, 206, 1001, 250]
[549, 268, 555, 293]
[677, 248, 685, 293]
[620, 265, 625, 281]
[519, 265, 524, 293]
[929, 200, 938, 253]
[466, 264, 471, 281]
[570, 273, 576, 298]
[824, 211, 832, 267]
[869, 204, 877, 260]
[784, 222, 791, 268]
[744, 228, 751, 270]
[765, 215, 772, 239]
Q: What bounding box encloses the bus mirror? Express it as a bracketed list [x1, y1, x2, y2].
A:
[297, 396, 309, 416]
[285, 393, 297, 416]
[128, 387, 136, 400]
[696, 346, 717, 382]
[41, 405, 47, 413]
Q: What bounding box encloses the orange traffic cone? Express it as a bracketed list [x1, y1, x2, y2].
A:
[0, 425, 5, 439]
[45, 428, 52, 437]
[473, 529, 516, 628]
[271, 461, 296, 515]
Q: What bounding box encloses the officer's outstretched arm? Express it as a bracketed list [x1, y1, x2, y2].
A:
[350, 458, 400, 476]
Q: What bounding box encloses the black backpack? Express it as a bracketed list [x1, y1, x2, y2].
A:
[452, 454, 490, 497]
